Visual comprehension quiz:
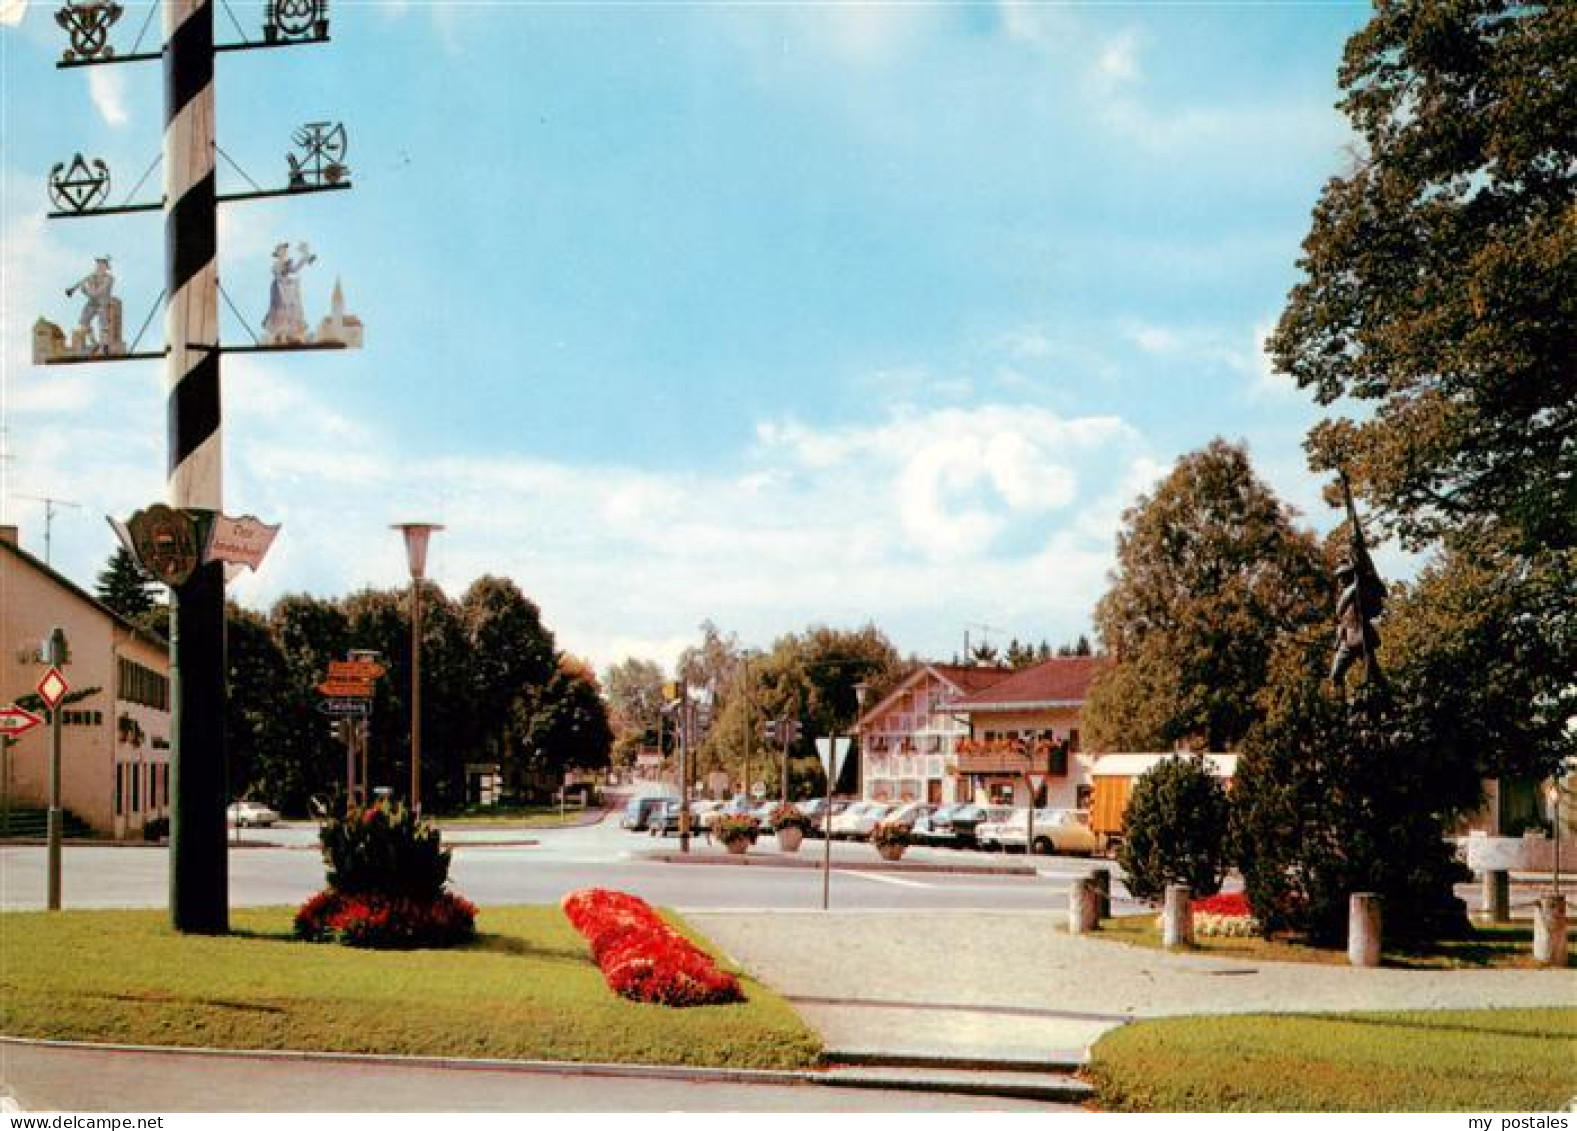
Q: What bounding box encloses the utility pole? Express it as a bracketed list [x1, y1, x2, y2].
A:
[41, 0, 352, 933]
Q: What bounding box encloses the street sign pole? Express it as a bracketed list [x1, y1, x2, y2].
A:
[46, 628, 66, 911]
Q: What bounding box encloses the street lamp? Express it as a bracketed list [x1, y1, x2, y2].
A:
[392, 523, 443, 816]
[821, 680, 869, 911]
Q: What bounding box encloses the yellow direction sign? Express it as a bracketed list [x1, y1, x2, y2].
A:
[328, 660, 385, 681]
[318, 678, 375, 699]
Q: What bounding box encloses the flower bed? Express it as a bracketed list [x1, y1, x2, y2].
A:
[1153, 891, 1262, 938]
[294, 889, 478, 949]
[562, 888, 745, 1007]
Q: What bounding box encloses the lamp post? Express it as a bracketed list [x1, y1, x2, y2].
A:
[821, 680, 868, 911]
[392, 523, 442, 816]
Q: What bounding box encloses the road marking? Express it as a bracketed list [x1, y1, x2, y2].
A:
[839, 869, 931, 889]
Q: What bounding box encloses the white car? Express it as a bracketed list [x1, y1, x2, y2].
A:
[992, 808, 1101, 856]
[830, 801, 892, 840]
[226, 800, 279, 827]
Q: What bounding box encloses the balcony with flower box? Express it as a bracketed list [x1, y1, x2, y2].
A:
[955, 737, 1069, 777]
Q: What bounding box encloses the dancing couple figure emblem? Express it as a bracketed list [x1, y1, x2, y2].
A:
[263, 241, 317, 345]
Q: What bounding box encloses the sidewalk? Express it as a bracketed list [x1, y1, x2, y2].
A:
[685, 909, 1577, 1064]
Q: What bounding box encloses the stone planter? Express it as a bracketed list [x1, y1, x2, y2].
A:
[722, 836, 751, 856]
[776, 826, 804, 853]
[876, 843, 906, 862]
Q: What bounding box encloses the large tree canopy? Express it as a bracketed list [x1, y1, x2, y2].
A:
[1270, 0, 1576, 552]
[1086, 440, 1328, 752]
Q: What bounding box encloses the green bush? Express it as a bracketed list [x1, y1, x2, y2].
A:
[318, 802, 452, 902]
[1117, 755, 1232, 902]
[1232, 643, 1470, 946]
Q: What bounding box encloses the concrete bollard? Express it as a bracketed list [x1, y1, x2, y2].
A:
[1089, 869, 1111, 920]
[1481, 870, 1510, 923]
[1533, 895, 1568, 967]
[1348, 893, 1382, 967]
[1069, 876, 1100, 935]
[1162, 884, 1193, 949]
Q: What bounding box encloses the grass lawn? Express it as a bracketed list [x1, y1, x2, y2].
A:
[0, 906, 821, 1070]
[1095, 914, 1577, 969]
[434, 806, 600, 828]
[1086, 1008, 1577, 1111]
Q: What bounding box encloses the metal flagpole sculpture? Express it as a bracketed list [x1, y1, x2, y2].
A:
[37, 0, 356, 933]
[1329, 469, 1387, 695]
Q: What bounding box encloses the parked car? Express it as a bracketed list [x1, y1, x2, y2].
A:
[948, 804, 1014, 849]
[648, 800, 725, 838]
[830, 801, 893, 840]
[799, 798, 851, 838]
[910, 803, 966, 846]
[226, 800, 279, 827]
[698, 797, 753, 833]
[620, 796, 668, 831]
[883, 801, 935, 830]
[986, 808, 1102, 856]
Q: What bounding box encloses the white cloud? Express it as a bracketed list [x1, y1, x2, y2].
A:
[87, 68, 129, 128]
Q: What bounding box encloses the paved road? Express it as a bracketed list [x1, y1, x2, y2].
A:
[0, 812, 1131, 914]
[0, 1041, 1071, 1113]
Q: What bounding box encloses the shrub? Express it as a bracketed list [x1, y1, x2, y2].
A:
[869, 821, 910, 849]
[561, 888, 744, 1007]
[713, 815, 759, 844]
[768, 804, 809, 833]
[1117, 755, 1232, 902]
[319, 801, 451, 901]
[294, 890, 478, 949]
[297, 801, 476, 950]
[1232, 643, 1470, 946]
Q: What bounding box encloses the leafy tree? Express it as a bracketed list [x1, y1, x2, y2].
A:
[1232, 629, 1470, 946]
[1269, 1, 1576, 554]
[603, 657, 668, 766]
[1383, 539, 1576, 806]
[225, 604, 297, 806]
[514, 656, 614, 782]
[95, 547, 155, 619]
[1117, 755, 1232, 901]
[1085, 440, 1329, 752]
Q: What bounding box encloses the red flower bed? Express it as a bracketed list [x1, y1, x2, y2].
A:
[1191, 892, 1252, 917]
[561, 888, 744, 1007]
[295, 889, 478, 949]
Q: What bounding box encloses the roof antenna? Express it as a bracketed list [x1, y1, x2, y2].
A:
[12, 494, 82, 565]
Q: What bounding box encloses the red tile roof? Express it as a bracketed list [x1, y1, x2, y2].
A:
[950, 656, 1107, 709]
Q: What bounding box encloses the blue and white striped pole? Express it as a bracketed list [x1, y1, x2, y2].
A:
[163, 0, 228, 933]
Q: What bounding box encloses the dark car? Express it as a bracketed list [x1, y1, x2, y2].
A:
[948, 804, 1014, 849]
[620, 796, 668, 831]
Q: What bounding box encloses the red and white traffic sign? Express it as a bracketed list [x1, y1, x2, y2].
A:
[0, 705, 45, 738]
[36, 667, 69, 710]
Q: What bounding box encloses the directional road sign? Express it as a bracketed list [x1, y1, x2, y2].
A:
[328, 659, 385, 681]
[0, 705, 45, 738]
[318, 679, 375, 699]
[36, 667, 69, 710]
[317, 698, 371, 717]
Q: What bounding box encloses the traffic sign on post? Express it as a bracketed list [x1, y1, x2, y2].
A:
[317, 679, 375, 699]
[0, 706, 45, 738]
[328, 660, 386, 681]
[36, 667, 69, 710]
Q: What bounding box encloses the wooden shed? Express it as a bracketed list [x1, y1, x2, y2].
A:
[1088, 753, 1239, 845]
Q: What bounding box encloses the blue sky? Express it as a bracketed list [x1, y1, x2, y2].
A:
[2, 1, 1378, 671]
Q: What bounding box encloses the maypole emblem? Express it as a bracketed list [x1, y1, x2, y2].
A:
[48, 154, 111, 214]
[264, 0, 327, 44]
[55, 1, 123, 63]
[287, 122, 349, 188]
[124, 505, 203, 588]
